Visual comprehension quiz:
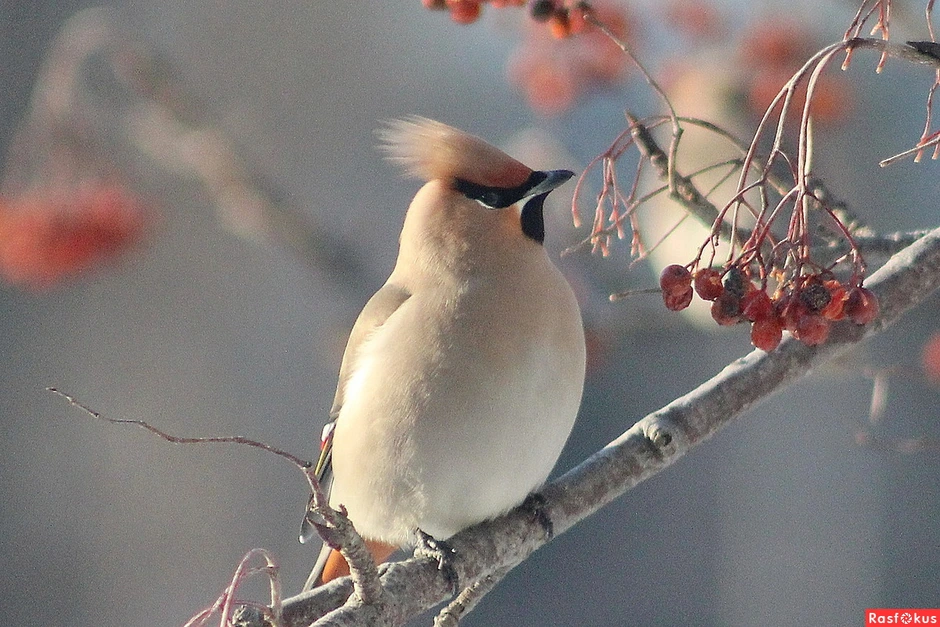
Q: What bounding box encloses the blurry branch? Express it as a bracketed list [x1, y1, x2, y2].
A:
[1, 7, 365, 284]
[259, 226, 940, 626]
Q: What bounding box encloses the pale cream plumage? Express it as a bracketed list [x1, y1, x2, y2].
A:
[302, 117, 585, 589]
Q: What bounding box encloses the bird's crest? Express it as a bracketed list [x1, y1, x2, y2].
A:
[378, 116, 533, 188]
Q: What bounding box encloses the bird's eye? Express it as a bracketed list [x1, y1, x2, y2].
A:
[454, 178, 508, 208]
[480, 191, 502, 208]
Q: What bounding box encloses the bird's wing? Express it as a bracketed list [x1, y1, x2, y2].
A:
[298, 282, 411, 557]
[329, 281, 412, 419]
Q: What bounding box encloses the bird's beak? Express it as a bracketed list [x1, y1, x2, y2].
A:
[526, 169, 575, 197]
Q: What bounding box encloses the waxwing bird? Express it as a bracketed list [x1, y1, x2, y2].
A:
[300, 117, 586, 589]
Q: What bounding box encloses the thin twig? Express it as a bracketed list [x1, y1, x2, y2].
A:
[47, 387, 314, 469]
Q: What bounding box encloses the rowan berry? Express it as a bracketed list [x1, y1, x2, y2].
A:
[843, 286, 879, 325]
[693, 267, 723, 301]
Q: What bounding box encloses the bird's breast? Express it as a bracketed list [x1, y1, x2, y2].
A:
[330, 261, 585, 545]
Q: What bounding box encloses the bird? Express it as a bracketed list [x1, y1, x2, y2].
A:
[299, 117, 586, 589]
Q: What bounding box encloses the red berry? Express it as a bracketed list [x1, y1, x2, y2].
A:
[449, 0, 482, 24]
[741, 289, 773, 322]
[820, 279, 847, 321]
[778, 292, 809, 333]
[663, 285, 693, 311]
[548, 9, 572, 38]
[922, 332, 940, 385]
[693, 268, 724, 301]
[751, 316, 783, 351]
[660, 264, 692, 294]
[710, 292, 742, 326]
[843, 286, 879, 325]
[793, 313, 830, 346]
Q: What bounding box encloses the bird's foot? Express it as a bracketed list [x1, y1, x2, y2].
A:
[415, 529, 460, 595]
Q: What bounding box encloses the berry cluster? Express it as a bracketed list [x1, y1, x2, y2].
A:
[529, 0, 592, 39]
[660, 264, 879, 351]
[421, 0, 526, 25]
[422, 0, 597, 39]
[0, 182, 147, 290]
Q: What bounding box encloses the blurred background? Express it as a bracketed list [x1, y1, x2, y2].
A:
[1, 1, 938, 625]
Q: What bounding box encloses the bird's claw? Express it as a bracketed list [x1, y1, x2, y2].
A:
[415, 529, 460, 595]
[522, 492, 554, 540]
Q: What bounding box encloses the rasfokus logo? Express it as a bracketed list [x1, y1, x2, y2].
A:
[866, 609, 940, 625]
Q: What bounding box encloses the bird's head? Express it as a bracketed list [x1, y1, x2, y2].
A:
[379, 117, 573, 250]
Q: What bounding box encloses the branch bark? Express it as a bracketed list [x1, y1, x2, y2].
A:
[260, 226, 940, 626]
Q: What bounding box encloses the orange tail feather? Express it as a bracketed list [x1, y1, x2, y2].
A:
[317, 540, 399, 585]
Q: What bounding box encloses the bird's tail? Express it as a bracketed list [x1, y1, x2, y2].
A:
[302, 541, 399, 591]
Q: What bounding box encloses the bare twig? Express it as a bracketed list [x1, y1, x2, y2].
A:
[47, 387, 314, 469]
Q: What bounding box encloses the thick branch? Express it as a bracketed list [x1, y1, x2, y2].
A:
[268, 226, 940, 626]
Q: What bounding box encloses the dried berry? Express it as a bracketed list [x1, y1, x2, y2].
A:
[799, 279, 832, 312]
[751, 316, 783, 351]
[741, 289, 773, 322]
[820, 279, 847, 321]
[711, 292, 743, 326]
[693, 268, 724, 301]
[722, 266, 748, 299]
[778, 292, 808, 332]
[660, 264, 692, 295]
[793, 313, 830, 346]
[663, 285, 694, 311]
[843, 286, 879, 325]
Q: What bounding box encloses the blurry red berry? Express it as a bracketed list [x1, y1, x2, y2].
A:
[449, 0, 482, 24]
[820, 279, 847, 321]
[921, 331, 940, 385]
[422, 0, 448, 9]
[665, 0, 724, 41]
[751, 316, 783, 351]
[507, 51, 578, 116]
[567, 3, 590, 34]
[660, 264, 692, 294]
[0, 183, 147, 290]
[741, 289, 773, 322]
[548, 10, 572, 38]
[778, 292, 808, 332]
[693, 267, 723, 301]
[710, 292, 742, 326]
[509, 0, 632, 115]
[844, 286, 879, 325]
[793, 313, 830, 346]
[663, 285, 694, 311]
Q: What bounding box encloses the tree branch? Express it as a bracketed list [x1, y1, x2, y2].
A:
[260, 225, 940, 626]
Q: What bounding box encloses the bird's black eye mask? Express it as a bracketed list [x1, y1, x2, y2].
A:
[453, 171, 550, 244]
[453, 171, 548, 210]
